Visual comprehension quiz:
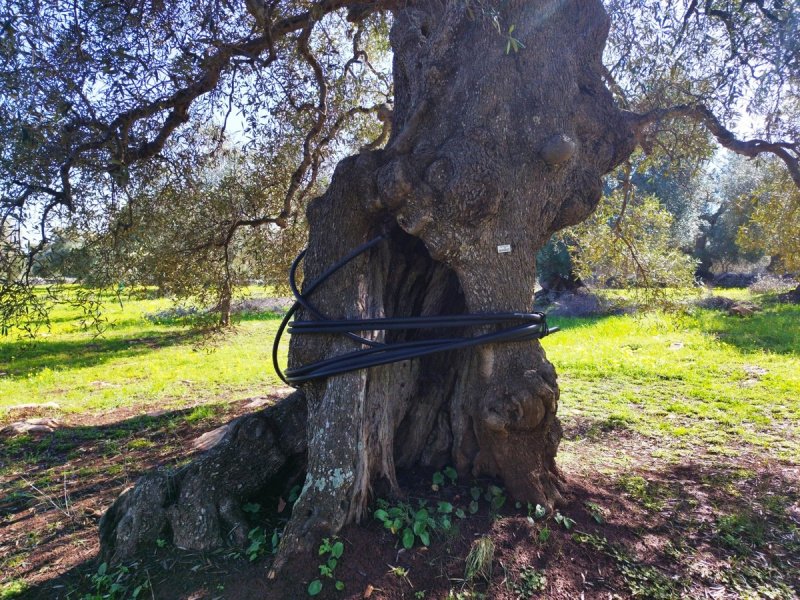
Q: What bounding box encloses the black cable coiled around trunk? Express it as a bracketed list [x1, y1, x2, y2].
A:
[272, 235, 558, 386]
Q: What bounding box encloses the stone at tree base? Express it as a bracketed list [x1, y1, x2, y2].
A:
[191, 423, 233, 451]
[244, 396, 274, 409]
[728, 303, 761, 317]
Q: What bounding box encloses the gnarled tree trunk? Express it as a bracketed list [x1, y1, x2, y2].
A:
[277, 0, 635, 561]
[100, 0, 636, 566]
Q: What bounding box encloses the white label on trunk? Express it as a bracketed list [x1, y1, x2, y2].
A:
[497, 244, 512, 254]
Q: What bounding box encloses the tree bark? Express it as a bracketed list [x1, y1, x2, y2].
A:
[99, 0, 637, 565]
[99, 392, 307, 561]
[218, 282, 233, 327]
[274, 0, 635, 567]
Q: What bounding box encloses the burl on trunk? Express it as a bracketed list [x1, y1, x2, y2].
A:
[100, 0, 635, 564]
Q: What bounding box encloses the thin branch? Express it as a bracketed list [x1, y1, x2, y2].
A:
[280, 23, 329, 223]
[614, 161, 633, 234]
[616, 229, 651, 290]
[601, 64, 629, 110]
[41, 0, 398, 210]
[740, 0, 784, 23]
[675, 0, 700, 48]
[626, 104, 800, 188]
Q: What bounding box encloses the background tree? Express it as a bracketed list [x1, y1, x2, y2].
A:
[89, 132, 312, 326]
[1, 0, 798, 573]
[694, 154, 768, 276]
[538, 156, 705, 294]
[0, 0, 392, 330]
[737, 157, 800, 296]
[567, 187, 698, 292]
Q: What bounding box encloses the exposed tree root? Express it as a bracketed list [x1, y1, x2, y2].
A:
[99, 391, 307, 561]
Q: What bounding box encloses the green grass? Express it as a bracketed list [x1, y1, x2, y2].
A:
[2, 287, 797, 464]
[547, 295, 800, 461]
[0, 580, 28, 599]
[0, 289, 288, 416]
[0, 286, 797, 599]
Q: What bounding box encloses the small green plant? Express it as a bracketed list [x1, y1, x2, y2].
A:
[184, 404, 218, 423]
[437, 501, 455, 532]
[308, 537, 345, 596]
[127, 438, 153, 450]
[537, 525, 551, 544]
[287, 484, 302, 503]
[375, 500, 436, 548]
[527, 503, 546, 521]
[573, 532, 679, 599]
[83, 562, 149, 600]
[616, 474, 666, 512]
[573, 531, 607, 552]
[388, 564, 411, 585]
[431, 466, 458, 490]
[504, 24, 525, 54]
[469, 486, 481, 514]
[513, 566, 547, 596]
[241, 502, 261, 515]
[464, 536, 495, 584]
[716, 512, 766, 553]
[245, 526, 280, 561]
[445, 591, 486, 600]
[553, 511, 576, 530]
[585, 501, 605, 524]
[484, 484, 506, 516]
[374, 495, 466, 549]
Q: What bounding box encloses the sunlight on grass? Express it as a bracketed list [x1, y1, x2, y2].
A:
[2, 287, 797, 464]
[547, 297, 799, 461]
[0, 290, 288, 415]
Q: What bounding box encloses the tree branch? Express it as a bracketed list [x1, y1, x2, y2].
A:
[626, 104, 800, 188]
[740, 0, 784, 24]
[40, 0, 397, 211]
[614, 161, 633, 234]
[280, 23, 329, 225]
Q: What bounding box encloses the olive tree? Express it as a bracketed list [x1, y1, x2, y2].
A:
[92, 134, 312, 326]
[737, 157, 800, 292]
[1, 0, 798, 570]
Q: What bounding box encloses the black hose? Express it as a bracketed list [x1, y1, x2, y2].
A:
[272, 235, 558, 386]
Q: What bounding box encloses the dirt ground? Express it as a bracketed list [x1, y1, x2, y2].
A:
[1, 395, 798, 600]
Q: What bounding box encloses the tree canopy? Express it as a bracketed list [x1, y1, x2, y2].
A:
[1, 3, 798, 306]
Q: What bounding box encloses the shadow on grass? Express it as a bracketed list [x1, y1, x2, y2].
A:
[693, 304, 800, 356]
[0, 396, 285, 600]
[1, 309, 286, 379]
[12, 439, 799, 600]
[568, 455, 800, 598]
[0, 330, 206, 380]
[550, 301, 799, 356]
[0, 407, 209, 516]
